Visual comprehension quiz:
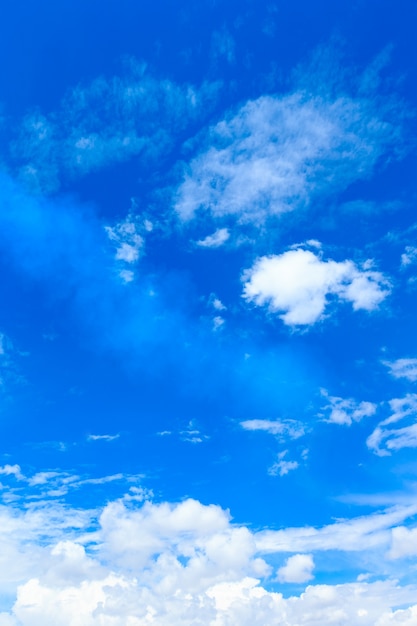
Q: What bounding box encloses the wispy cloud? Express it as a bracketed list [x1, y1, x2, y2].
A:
[242, 247, 390, 326]
[367, 394, 417, 456]
[175, 81, 402, 224]
[11, 61, 219, 193]
[196, 227, 230, 248]
[268, 451, 299, 477]
[383, 358, 417, 382]
[320, 390, 377, 426]
[240, 418, 304, 439]
[87, 434, 120, 442]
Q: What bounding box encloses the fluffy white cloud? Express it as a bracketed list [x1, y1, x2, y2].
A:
[242, 248, 390, 326]
[277, 554, 315, 583]
[0, 492, 415, 625]
[383, 358, 417, 382]
[367, 395, 417, 456]
[175, 90, 399, 224]
[321, 390, 377, 425]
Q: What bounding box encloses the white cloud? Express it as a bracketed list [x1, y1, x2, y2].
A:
[321, 390, 377, 425]
[268, 454, 299, 477]
[105, 214, 144, 264]
[383, 359, 417, 382]
[0, 489, 415, 624]
[242, 248, 390, 326]
[196, 227, 230, 248]
[256, 505, 417, 554]
[240, 418, 304, 439]
[212, 315, 225, 331]
[401, 246, 417, 268]
[87, 434, 120, 442]
[388, 525, 417, 559]
[277, 554, 314, 583]
[367, 395, 417, 456]
[175, 90, 399, 224]
[0, 465, 24, 481]
[209, 295, 226, 311]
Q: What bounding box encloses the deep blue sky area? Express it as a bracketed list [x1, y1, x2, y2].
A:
[0, 1, 417, 624]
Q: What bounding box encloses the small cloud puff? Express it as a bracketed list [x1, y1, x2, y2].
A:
[268, 450, 299, 477]
[321, 390, 377, 426]
[277, 554, 315, 583]
[401, 246, 417, 268]
[105, 214, 144, 264]
[242, 247, 390, 326]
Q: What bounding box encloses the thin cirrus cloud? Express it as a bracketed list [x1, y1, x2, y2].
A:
[174, 87, 401, 225]
[242, 247, 390, 327]
[240, 418, 305, 439]
[367, 394, 417, 456]
[11, 61, 219, 193]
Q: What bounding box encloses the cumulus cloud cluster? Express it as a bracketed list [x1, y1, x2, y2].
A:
[242, 248, 390, 326]
[0, 493, 415, 625]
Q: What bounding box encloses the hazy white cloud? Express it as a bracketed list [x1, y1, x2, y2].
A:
[321, 390, 377, 425]
[12, 63, 218, 193]
[401, 246, 417, 268]
[196, 227, 230, 248]
[383, 359, 417, 382]
[242, 248, 390, 326]
[367, 395, 417, 456]
[105, 214, 144, 264]
[175, 89, 399, 224]
[268, 452, 299, 477]
[277, 554, 314, 583]
[241, 418, 305, 439]
[209, 294, 226, 311]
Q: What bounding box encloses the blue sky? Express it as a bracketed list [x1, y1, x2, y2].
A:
[0, 0, 417, 623]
